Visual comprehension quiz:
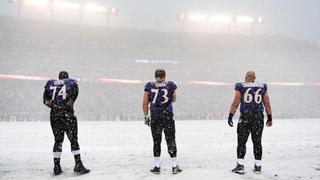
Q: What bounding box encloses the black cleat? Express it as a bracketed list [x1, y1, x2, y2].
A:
[53, 165, 62, 176]
[150, 166, 161, 174]
[232, 163, 245, 175]
[74, 162, 90, 175]
[253, 165, 261, 174]
[172, 166, 182, 174]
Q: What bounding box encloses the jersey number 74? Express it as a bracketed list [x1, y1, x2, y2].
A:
[50, 85, 67, 100]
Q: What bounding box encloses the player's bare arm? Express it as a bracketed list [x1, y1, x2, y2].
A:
[263, 92, 272, 115]
[263, 92, 273, 127]
[43, 89, 52, 108]
[142, 91, 151, 126]
[142, 92, 149, 116]
[66, 99, 75, 108]
[229, 90, 241, 114]
[172, 90, 177, 102]
[66, 85, 79, 108]
[228, 90, 241, 127]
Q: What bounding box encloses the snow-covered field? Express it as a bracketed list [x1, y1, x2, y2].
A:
[0, 119, 319, 180]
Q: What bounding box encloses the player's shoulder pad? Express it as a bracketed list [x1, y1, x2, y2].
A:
[65, 78, 78, 86]
[44, 79, 55, 89]
[70, 79, 78, 84]
[167, 81, 177, 89]
[144, 81, 153, 91]
[235, 82, 243, 91]
[254, 82, 266, 88]
[145, 81, 153, 87]
[262, 82, 267, 90]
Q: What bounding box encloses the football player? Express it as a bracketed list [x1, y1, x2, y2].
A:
[43, 71, 90, 175]
[142, 69, 182, 174]
[228, 71, 273, 174]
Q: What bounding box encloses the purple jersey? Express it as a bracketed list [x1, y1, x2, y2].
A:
[144, 81, 177, 113]
[44, 79, 78, 108]
[235, 82, 267, 114]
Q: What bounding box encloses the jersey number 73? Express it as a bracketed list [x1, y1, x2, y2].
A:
[151, 89, 169, 104]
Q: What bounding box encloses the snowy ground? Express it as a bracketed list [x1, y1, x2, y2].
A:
[0, 119, 320, 180]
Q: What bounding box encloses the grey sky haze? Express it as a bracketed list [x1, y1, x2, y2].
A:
[0, 0, 319, 44]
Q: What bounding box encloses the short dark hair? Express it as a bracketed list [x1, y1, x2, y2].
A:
[245, 71, 256, 83]
[155, 69, 166, 78]
[58, 71, 69, 80]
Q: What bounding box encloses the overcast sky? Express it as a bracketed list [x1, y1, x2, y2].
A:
[1, 0, 319, 44]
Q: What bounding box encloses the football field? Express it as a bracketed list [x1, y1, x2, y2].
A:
[0, 119, 319, 180]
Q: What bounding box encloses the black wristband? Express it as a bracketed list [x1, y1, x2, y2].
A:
[267, 114, 272, 121]
[228, 113, 234, 119]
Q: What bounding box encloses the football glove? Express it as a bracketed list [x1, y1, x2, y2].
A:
[44, 100, 53, 108]
[266, 114, 273, 127]
[228, 113, 234, 127]
[144, 116, 151, 127]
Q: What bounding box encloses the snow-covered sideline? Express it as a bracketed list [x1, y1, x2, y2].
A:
[0, 119, 319, 180]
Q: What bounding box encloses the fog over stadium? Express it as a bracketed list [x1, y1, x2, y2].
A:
[1, 0, 320, 44]
[0, 0, 320, 121]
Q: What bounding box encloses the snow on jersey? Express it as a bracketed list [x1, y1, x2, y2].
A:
[44, 79, 78, 108]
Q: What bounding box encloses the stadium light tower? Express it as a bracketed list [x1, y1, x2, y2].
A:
[178, 11, 263, 35]
[209, 15, 232, 33]
[85, 3, 106, 12]
[252, 17, 263, 35]
[187, 13, 208, 22]
[79, 0, 85, 25]
[81, 2, 118, 26]
[188, 13, 208, 32]
[236, 16, 263, 35]
[209, 15, 232, 23]
[23, 0, 48, 6]
[8, 0, 23, 19]
[105, 7, 118, 27]
[48, 0, 54, 21]
[53, 1, 80, 10]
[178, 12, 186, 32]
[8, 0, 118, 26]
[236, 16, 255, 23]
[179, 12, 232, 33]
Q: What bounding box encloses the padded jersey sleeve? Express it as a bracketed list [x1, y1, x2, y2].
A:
[170, 81, 177, 91]
[262, 83, 268, 96]
[235, 82, 242, 92]
[65, 79, 79, 101]
[144, 82, 151, 92]
[69, 81, 79, 101]
[43, 80, 53, 107]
